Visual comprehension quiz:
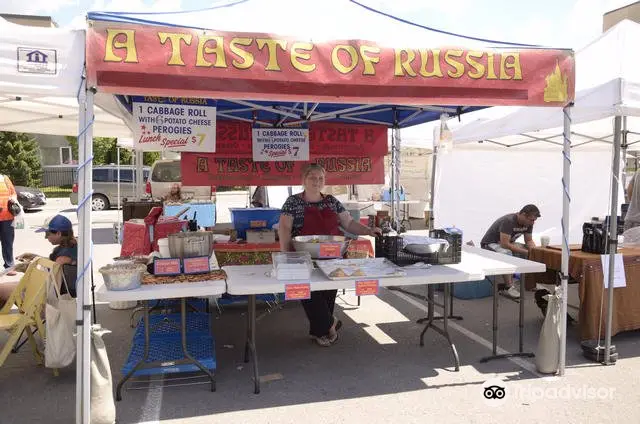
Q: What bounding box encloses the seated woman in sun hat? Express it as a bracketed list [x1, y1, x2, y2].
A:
[0, 215, 77, 307]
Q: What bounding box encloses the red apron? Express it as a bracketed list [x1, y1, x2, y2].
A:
[299, 194, 342, 236]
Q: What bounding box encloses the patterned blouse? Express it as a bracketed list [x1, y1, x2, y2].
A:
[280, 193, 346, 237]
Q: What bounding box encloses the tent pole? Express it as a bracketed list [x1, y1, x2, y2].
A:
[605, 116, 622, 365]
[390, 127, 397, 229]
[559, 104, 572, 376]
[622, 117, 628, 194]
[117, 146, 121, 227]
[395, 127, 402, 230]
[76, 78, 94, 424]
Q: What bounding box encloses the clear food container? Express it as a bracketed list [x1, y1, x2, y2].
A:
[271, 252, 313, 280]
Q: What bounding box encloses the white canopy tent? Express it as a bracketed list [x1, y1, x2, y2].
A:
[0, 16, 134, 424]
[0, 17, 132, 138]
[445, 19, 640, 375]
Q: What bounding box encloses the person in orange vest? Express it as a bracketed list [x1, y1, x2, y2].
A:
[0, 174, 17, 276]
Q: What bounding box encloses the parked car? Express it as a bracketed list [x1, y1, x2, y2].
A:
[70, 165, 150, 211]
[148, 159, 211, 200]
[15, 186, 47, 210]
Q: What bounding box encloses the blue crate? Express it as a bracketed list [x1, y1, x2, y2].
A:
[133, 312, 211, 340]
[149, 297, 209, 313]
[122, 334, 216, 377]
[229, 208, 281, 240]
[217, 293, 281, 305]
[453, 278, 493, 300]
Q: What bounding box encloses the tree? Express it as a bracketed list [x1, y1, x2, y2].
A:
[0, 132, 42, 186]
[66, 136, 160, 166]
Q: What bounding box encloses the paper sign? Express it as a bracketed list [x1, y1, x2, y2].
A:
[182, 256, 211, 274]
[285, 283, 311, 301]
[356, 279, 379, 296]
[319, 243, 342, 258]
[250, 220, 267, 228]
[132, 96, 216, 152]
[153, 258, 182, 276]
[252, 127, 309, 161]
[601, 254, 626, 288]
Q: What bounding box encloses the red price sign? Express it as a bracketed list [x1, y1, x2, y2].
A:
[182, 256, 211, 274]
[250, 220, 267, 228]
[319, 243, 342, 258]
[154, 258, 182, 276]
[355, 279, 379, 296]
[285, 283, 311, 301]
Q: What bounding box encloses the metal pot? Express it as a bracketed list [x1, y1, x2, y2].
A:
[292, 235, 348, 259]
[99, 263, 146, 291]
[168, 231, 214, 258]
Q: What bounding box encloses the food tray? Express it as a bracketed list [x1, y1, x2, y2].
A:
[315, 258, 405, 280]
[142, 270, 227, 285]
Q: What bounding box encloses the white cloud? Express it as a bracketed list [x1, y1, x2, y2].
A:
[1, 0, 76, 15]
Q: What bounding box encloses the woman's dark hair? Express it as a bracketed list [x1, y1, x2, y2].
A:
[58, 229, 77, 248]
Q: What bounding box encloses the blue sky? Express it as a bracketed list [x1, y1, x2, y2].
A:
[0, 0, 633, 50]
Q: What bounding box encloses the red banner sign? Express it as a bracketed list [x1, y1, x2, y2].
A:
[181, 154, 384, 186]
[216, 121, 387, 157]
[86, 23, 575, 107]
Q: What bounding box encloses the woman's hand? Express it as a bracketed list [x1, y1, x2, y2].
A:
[366, 227, 382, 237]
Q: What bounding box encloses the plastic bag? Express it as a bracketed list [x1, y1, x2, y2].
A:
[535, 289, 562, 374]
[11, 209, 25, 229]
[90, 324, 116, 424]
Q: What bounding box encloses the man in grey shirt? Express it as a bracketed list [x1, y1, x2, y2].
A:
[480, 204, 540, 299]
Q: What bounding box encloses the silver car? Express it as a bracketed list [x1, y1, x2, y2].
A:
[70, 165, 150, 211]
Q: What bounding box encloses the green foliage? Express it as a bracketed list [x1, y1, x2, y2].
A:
[0, 132, 42, 186]
[66, 136, 160, 166]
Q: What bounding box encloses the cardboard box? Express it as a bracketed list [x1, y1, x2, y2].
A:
[246, 229, 277, 244]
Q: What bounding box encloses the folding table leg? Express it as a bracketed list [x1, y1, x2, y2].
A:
[243, 295, 260, 394]
[419, 284, 460, 371]
[116, 301, 150, 401]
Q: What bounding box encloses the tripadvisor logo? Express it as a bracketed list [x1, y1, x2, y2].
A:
[482, 378, 507, 407]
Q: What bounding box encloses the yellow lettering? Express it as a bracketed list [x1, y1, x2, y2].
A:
[158, 32, 192, 66]
[444, 50, 464, 78]
[196, 35, 227, 68]
[500, 53, 522, 80]
[486, 52, 498, 80]
[418, 49, 443, 77]
[331, 45, 359, 74]
[104, 29, 138, 63]
[256, 39, 287, 71]
[290, 42, 316, 73]
[394, 49, 417, 77]
[359, 45, 380, 75]
[230, 38, 254, 69]
[466, 51, 485, 79]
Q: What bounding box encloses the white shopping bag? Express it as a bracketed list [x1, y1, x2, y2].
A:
[90, 324, 116, 424]
[11, 209, 25, 229]
[535, 289, 562, 374]
[45, 271, 76, 369]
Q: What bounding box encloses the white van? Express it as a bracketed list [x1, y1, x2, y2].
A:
[147, 159, 212, 200]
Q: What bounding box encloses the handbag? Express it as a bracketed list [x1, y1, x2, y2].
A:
[45, 269, 77, 369]
[8, 198, 21, 216]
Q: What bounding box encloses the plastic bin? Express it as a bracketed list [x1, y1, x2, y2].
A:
[452, 278, 493, 300]
[230, 208, 281, 240]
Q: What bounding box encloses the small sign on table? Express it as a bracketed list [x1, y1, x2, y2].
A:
[182, 256, 211, 274]
[153, 258, 182, 276]
[319, 243, 342, 258]
[356, 279, 379, 296]
[285, 283, 311, 301]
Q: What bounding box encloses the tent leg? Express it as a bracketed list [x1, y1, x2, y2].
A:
[76, 80, 94, 424]
[558, 104, 572, 376]
[604, 116, 622, 365]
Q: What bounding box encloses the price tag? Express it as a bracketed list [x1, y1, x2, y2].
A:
[285, 283, 311, 300]
[182, 256, 211, 274]
[319, 243, 342, 258]
[355, 279, 379, 296]
[250, 220, 267, 228]
[153, 258, 182, 276]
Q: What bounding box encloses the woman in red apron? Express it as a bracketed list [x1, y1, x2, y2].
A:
[278, 164, 379, 347]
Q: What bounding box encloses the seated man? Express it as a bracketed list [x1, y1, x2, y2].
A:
[480, 204, 541, 299]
